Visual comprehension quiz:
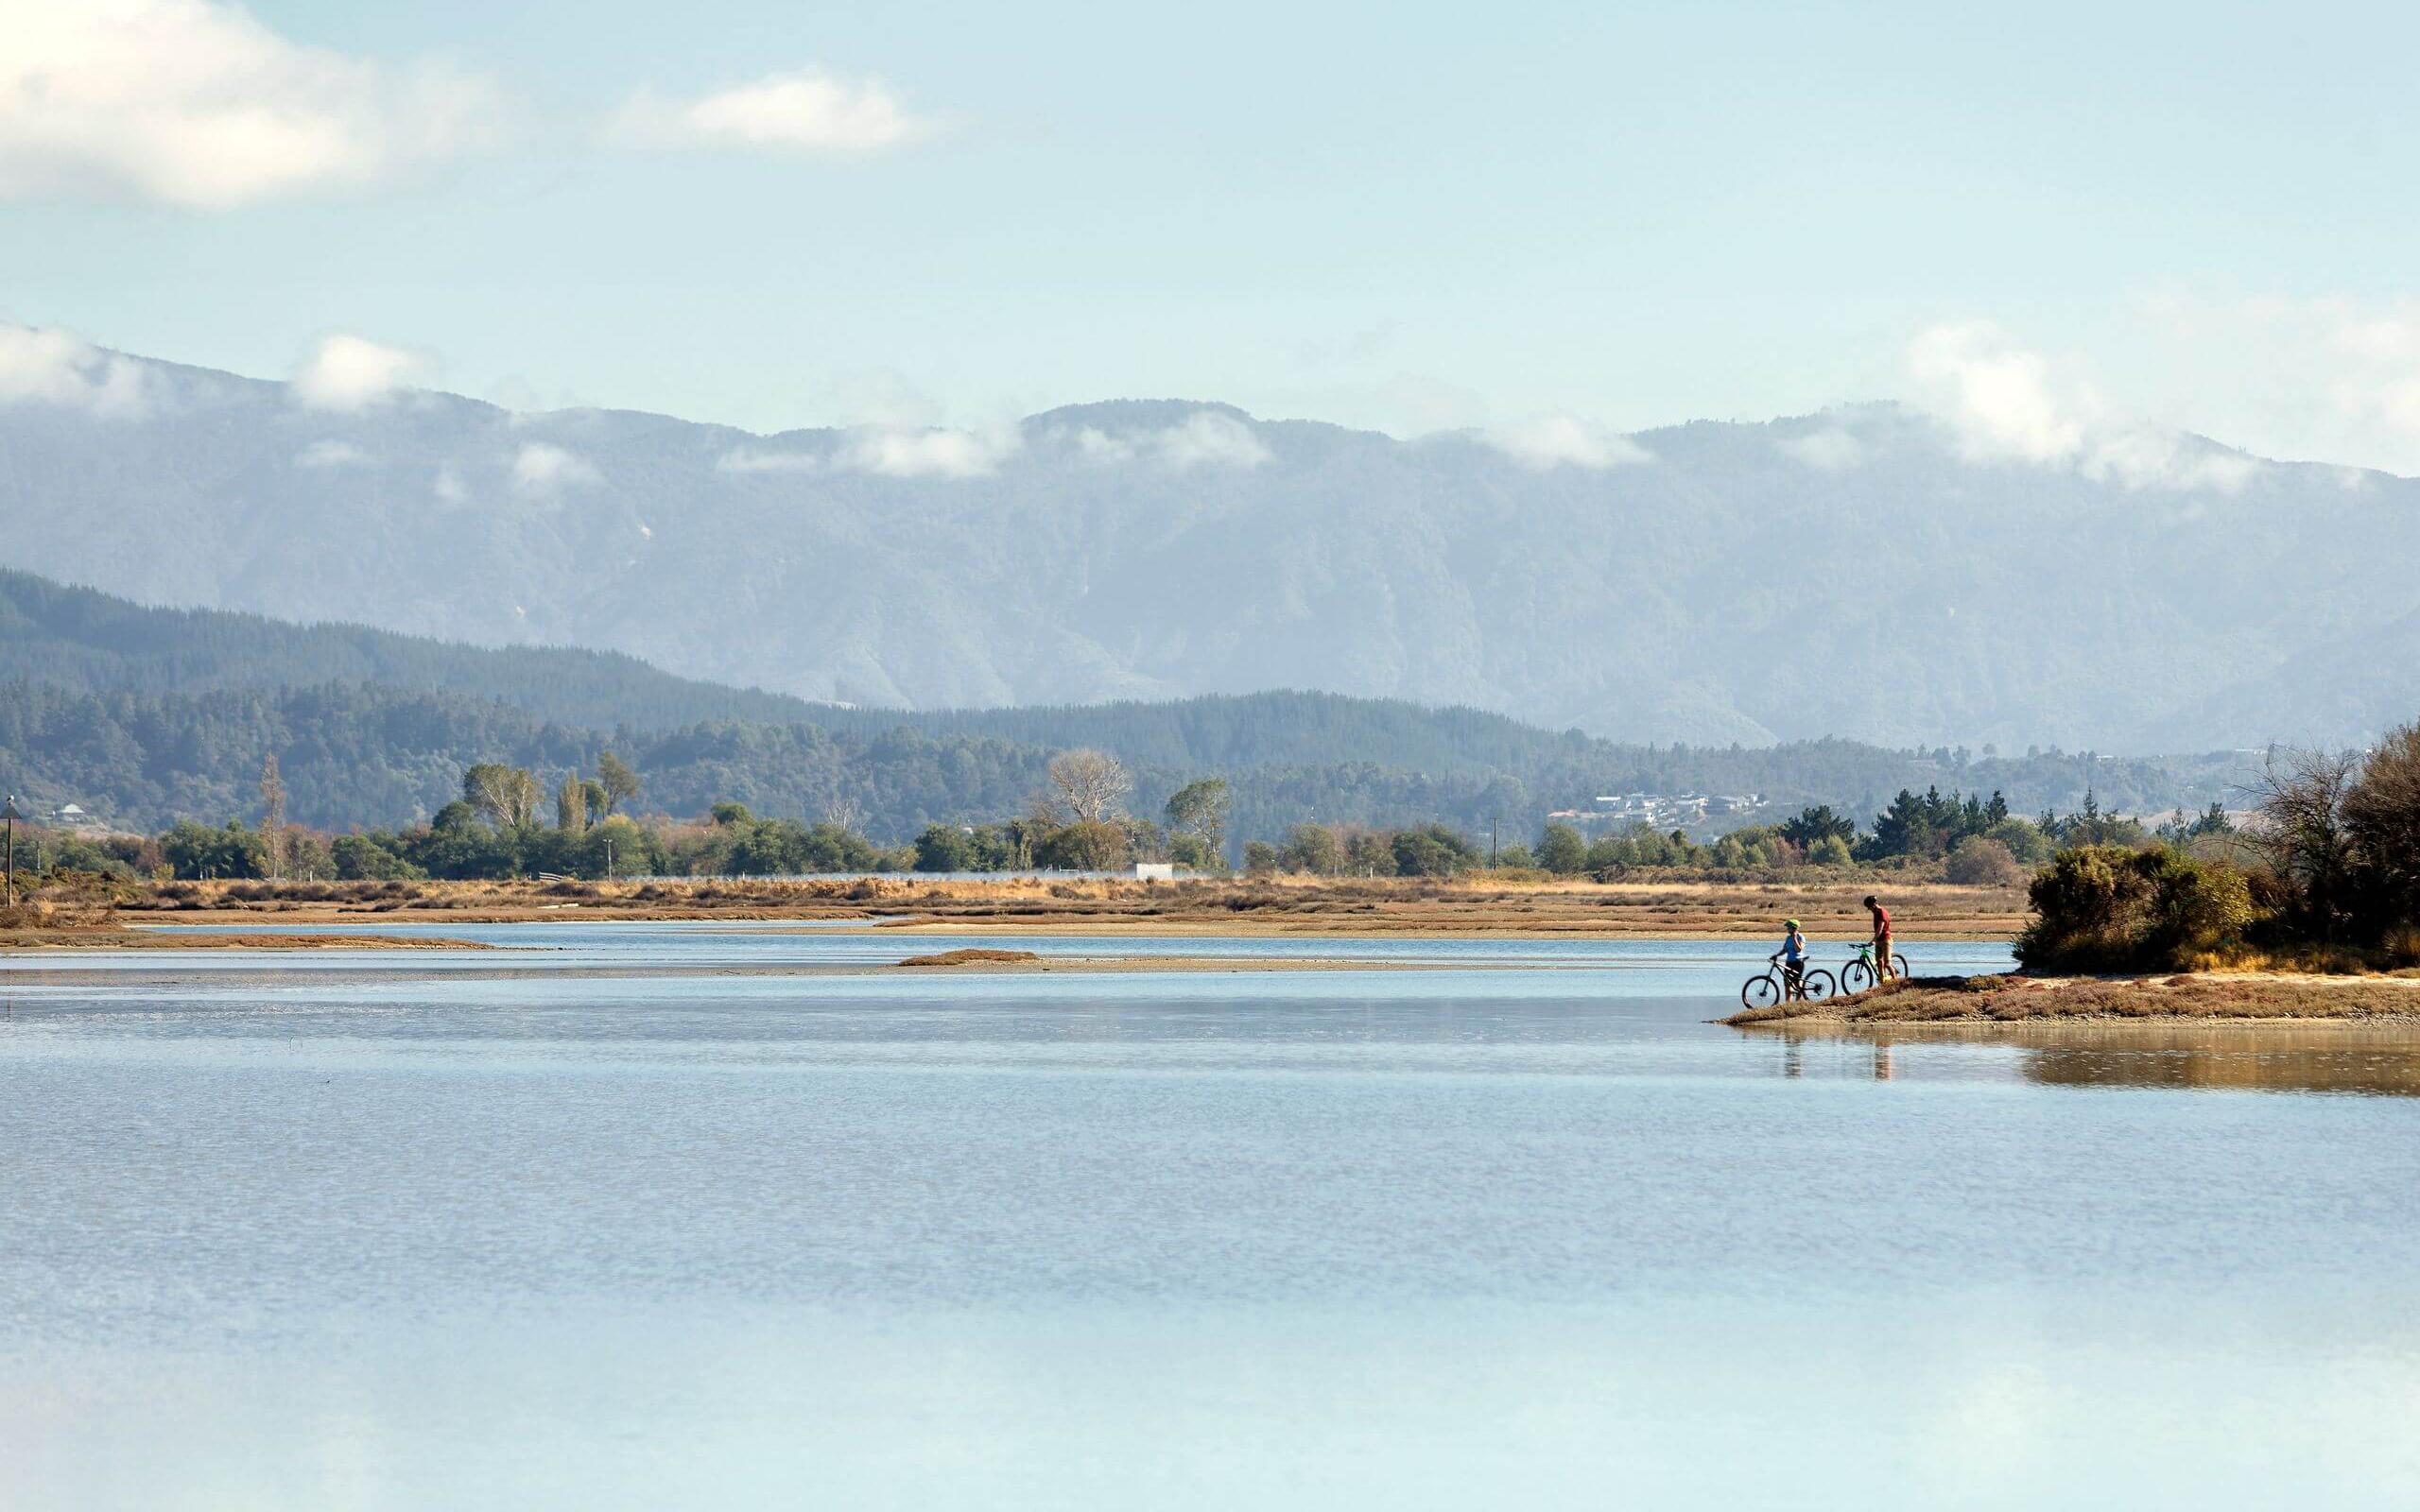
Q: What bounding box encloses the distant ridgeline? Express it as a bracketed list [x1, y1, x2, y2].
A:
[0, 570, 2247, 841]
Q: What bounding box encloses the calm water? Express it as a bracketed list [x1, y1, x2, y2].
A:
[3, 926, 2416, 1509]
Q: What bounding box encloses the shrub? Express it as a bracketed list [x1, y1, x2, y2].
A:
[2014, 845, 2256, 972]
[1944, 835, 2023, 886]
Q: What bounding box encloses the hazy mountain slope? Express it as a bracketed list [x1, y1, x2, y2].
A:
[2, 351, 2411, 749]
[0, 568, 2243, 820]
[0, 567, 828, 730]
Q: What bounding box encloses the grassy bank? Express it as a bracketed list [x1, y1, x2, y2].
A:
[71, 874, 2026, 939]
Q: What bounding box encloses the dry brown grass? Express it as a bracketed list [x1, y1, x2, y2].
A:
[892, 948, 1046, 968]
[107, 874, 2026, 940]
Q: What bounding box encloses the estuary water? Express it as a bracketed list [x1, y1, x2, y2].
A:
[2, 925, 2416, 1509]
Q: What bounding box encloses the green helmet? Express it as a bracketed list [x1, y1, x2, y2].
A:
[1785, 919, 1800, 930]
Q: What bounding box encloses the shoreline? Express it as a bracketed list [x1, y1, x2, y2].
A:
[1725, 972, 2420, 1027]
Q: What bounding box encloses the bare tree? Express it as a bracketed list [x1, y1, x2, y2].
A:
[2342, 721, 2420, 922]
[464, 763, 544, 829]
[821, 793, 866, 836]
[1046, 748, 1132, 824]
[2248, 746, 2362, 941]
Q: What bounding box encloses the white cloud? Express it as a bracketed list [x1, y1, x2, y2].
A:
[0, 0, 501, 210]
[290, 333, 435, 411]
[836, 426, 1014, 479]
[1908, 318, 2264, 491]
[1907, 321, 2091, 463]
[1483, 415, 1652, 470]
[1777, 427, 1867, 471]
[613, 68, 939, 156]
[1151, 410, 1271, 469]
[294, 438, 369, 469]
[1064, 425, 1134, 463]
[433, 465, 467, 504]
[717, 445, 823, 474]
[2077, 431, 2262, 493]
[0, 323, 148, 415]
[511, 441, 598, 494]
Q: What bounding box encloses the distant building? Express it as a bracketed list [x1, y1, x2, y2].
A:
[1133, 862, 1176, 881]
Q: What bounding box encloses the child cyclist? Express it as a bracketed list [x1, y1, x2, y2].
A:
[1772, 919, 1809, 1000]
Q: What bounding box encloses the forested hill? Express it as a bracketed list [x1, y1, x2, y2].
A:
[0, 568, 824, 730]
[0, 673, 2246, 841]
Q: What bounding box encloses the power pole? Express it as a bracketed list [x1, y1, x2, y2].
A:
[260, 753, 286, 882]
[1490, 815, 1498, 868]
[3, 795, 16, 908]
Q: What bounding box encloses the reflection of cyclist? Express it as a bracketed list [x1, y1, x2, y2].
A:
[1773, 918, 1808, 1000]
[1864, 895, 1894, 981]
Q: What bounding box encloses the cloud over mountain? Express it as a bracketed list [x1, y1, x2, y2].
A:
[0, 351, 2412, 752]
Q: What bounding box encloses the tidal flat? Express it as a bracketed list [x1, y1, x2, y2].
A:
[4, 923, 2415, 1510]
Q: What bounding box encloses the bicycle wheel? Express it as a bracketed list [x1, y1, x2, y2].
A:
[1893, 953, 1911, 980]
[1801, 969, 1836, 1001]
[1742, 972, 1781, 1010]
[1840, 958, 1875, 994]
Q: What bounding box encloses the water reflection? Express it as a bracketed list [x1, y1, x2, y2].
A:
[1748, 1022, 2420, 1098]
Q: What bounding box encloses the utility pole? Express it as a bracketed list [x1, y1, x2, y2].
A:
[1490, 815, 1498, 868]
[3, 795, 19, 909]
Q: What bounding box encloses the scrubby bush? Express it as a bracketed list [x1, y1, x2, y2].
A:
[2014, 845, 2255, 972]
[1944, 835, 2024, 885]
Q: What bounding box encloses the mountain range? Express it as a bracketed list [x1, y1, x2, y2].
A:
[1, 339, 2413, 751]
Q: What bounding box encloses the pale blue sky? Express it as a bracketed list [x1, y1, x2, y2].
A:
[7, 0, 2418, 466]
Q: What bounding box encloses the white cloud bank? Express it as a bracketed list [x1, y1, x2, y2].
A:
[717, 445, 823, 474]
[294, 438, 369, 469]
[839, 427, 1013, 478]
[0, 323, 148, 415]
[511, 441, 598, 495]
[0, 0, 500, 210]
[1908, 319, 2263, 491]
[289, 334, 436, 411]
[1056, 410, 1273, 470]
[1777, 426, 1868, 471]
[1484, 415, 1652, 470]
[614, 68, 939, 156]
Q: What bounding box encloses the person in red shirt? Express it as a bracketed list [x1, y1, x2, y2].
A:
[1863, 895, 1894, 982]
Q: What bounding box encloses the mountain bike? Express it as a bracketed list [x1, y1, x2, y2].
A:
[1838, 941, 1912, 994]
[1741, 954, 1834, 1010]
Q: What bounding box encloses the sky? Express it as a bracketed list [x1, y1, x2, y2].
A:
[5, 0, 2420, 471]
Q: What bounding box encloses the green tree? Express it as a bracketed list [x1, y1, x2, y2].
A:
[332, 833, 422, 880]
[160, 819, 268, 880]
[914, 824, 977, 873]
[1778, 805, 1857, 850]
[1391, 823, 1479, 878]
[557, 774, 589, 834]
[1163, 778, 1231, 868]
[1536, 821, 1587, 874]
[595, 751, 641, 816]
[1280, 823, 1343, 875]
